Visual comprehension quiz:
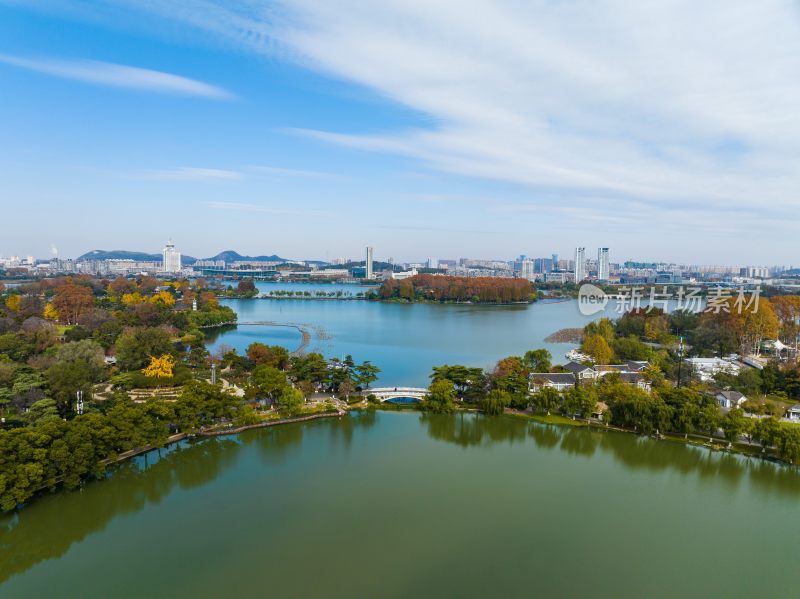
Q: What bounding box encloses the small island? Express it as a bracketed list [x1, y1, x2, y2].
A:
[374, 274, 537, 304]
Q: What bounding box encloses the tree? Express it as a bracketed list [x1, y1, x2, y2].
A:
[5, 295, 21, 313]
[251, 365, 289, 400]
[753, 417, 780, 450]
[141, 354, 176, 379]
[585, 318, 615, 342]
[52, 283, 94, 324]
[562, 387, 582, 418]
[150, 291, 176, 307]
[246, 343, 289, 369]
[237, 279, 257, 294]
[115, 327, 173, 371]
[581, 333, 613, 364]
[430, 365, 487, 401]
[721, 408, 749, 443]
[531, 387, 560, 415]
[421, 379, 457, 413]
[482, 389, 511, 415]
[778, 426, 800, 464]
[579, 387, 598, 419]
[697, 403, 720, 441]
[337, 379, 355, 399]
[675, 402, 698, 438]
[45, 360, 94, 415]
[278, 386, 304, 414]
[523, 349, 551, 373]
[353, 361, 380, 389]
[290, 353, 328, 385]
[43, 303, 59, 321]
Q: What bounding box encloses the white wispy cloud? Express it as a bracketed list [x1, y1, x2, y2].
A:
[115, 0, 800, 239]
[246, 165, 346, 180]
[145, 167, 243, 181]
[0, 54, 234, 99]
[205, 200, 328, 216]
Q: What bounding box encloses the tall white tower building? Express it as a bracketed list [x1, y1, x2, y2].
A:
[574, 247, 586, 283]
[365, 246, 374, 280]
[163, 240, 182, 273]
[520, 259, 534, 281]
[597, 247, 610, 281]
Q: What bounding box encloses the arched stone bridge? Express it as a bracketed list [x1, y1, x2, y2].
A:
[365, 387, 428, 402]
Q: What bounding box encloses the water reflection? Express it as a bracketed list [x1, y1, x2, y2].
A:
[420, 413, 800, 498]
[3, 411, 800, 589]
[0, 438, 241, 584]
[419, 412, 530, 447]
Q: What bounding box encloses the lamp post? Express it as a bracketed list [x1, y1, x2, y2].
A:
[677, 335, 684, 388]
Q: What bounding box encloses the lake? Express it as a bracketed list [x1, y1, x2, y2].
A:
[2, 411, 799, 598]
[208, 282, 600, 385]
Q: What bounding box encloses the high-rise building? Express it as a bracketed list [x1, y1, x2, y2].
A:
[365, 246, 374, 279]
[427, 257, 439, 269]
[597, 247, 610, 281]
[574, 247, 586, 283]
[163, 240, 182, 273]
[520, 259, 534, 281]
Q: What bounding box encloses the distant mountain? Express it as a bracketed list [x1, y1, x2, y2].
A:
[76, 249, 324, 266]
[204, 250, 287, 263]
[77, 250, 196, 265]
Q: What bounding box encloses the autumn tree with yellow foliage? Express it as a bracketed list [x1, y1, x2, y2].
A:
[44, 303, 59, 320]
[142, 354, 176, 379]
[5, 295, 21, 312]
[150, 290, 176, 307]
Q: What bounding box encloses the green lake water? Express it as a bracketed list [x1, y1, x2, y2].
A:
[2, 411, 799, 598]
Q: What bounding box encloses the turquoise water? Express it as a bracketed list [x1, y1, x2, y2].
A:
[208, 296, 590, 385]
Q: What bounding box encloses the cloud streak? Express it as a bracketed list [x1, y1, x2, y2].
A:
[145, 167, 242, 181]
[0, 54, 234, 99]
[117, 0, 800, 239]
[205, 201, 328, 216]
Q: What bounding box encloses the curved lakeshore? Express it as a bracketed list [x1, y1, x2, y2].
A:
[4, 410, 800, 598]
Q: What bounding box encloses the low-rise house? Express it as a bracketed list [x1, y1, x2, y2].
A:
[562, 361, 597, 381]
[716, 391, 747, 410]
[685, 357, 739, 382]
[529, 373, 577, 393]
[592, 401, 609, 421]
[529, 361, 652, 394]
[785, 405, 800, 422]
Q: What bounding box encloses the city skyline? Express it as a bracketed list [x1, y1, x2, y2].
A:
[2, 2, 799, 263]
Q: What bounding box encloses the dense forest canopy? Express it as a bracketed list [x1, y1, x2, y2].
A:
[377, 274, 536, 303]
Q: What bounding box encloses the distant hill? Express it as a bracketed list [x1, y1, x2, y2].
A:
[77, 250, 196, 265]
[204, 250, 287, 263]
[76, 249, 324, 266]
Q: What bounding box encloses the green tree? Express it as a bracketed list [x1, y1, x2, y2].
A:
[721, 408, 747, 445]
[531, 387, 560, 415]
[421, 379, 457, 414]
[251, 365, 289, 401]
[278, 386, 304, 414]
[115, 327, 173, 371]
[697, 403, 720, 441]
[522, 349, 552, 372]
[353, 361, 381, 389]
[482, 389, 511, 415]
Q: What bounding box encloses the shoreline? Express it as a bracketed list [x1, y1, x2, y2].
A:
[18, 405, 792, 512]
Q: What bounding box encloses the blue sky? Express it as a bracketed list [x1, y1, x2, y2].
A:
[1, 1, 799, 265]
